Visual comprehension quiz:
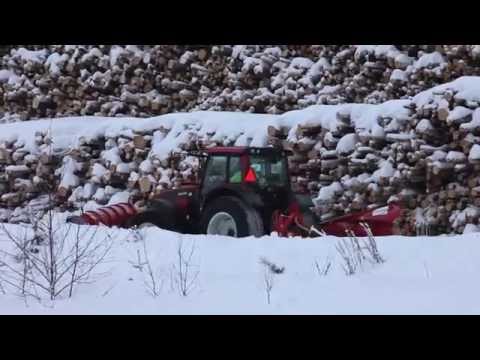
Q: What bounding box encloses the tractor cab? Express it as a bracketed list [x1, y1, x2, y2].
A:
[202, 147, 289, 189]
[199, 147, 292, 233]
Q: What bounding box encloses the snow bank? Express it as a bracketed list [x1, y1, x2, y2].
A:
[11, 48, 47, 63]
[276, 99, 411, 142]
[2, 223, 480, 314]
[0, 100, 412, 162]
[413, 76, 480, 108]
[4, 77, 480, 164]
[336, 133, 358, 155]
[314, 182, 343, 205]
[0, 112, 276, 161]
[469, 144, 480, 161]
[412, 51, 445, 70]
[370, 160, 395, 183]
[150, 112, 276, 160]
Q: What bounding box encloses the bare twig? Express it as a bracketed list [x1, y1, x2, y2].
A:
[0, 206, 114, 301]
[423, 261, 430, 279]
[264, 267, 274, 305]
[259, 257, 284, 305]
[0, 279, 5, 295]
[359, 222, 384, 264]
[314, 256, 332, 276]
[128, 228, 162, 298]
[171, 238, 199, 297]
[336, 227, 385, 276]
[336, 237, 360, 276]
[142, 238, 162, 297]
[129, 249, 147, 272]
[101, 283, 117, 297]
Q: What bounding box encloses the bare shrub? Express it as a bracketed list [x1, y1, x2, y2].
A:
[129, 249, 148, 272]
[359, 222, 385, 265]
[259, 257, 285, 305]
[0, 209, 113, 301]
[336, 225, 385, 276]
[314, 256, 332, 276]
[336, 235, 364, 276]
[170, 238, 199, 297]
[128, 228, 163, 298]
[263, 268, 274, 305]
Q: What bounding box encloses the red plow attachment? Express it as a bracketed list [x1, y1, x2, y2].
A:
[273, 202, 403, 237]
[67, 201, 402, 238]
[318, 203, 402, 237]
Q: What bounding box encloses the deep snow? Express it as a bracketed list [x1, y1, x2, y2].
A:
[1, 220, 480, 315]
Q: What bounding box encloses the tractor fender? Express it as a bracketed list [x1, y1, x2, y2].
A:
[148, 198, 176, 212]
[127, 199, 180, 231]
[203, 186, 264, 211]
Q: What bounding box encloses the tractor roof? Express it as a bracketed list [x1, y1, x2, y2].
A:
[206, 146, 249, 155]
[206, 146, 285, 156]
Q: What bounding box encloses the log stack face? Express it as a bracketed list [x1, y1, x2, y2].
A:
[0, 86, 479, 236]
[1, 45, 480, 121]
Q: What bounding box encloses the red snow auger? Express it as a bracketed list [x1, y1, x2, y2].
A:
[66, 147, 403, 238]
[67, 202, 137, 227]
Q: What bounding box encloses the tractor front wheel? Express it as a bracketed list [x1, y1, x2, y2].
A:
[201, 196, 264, 238]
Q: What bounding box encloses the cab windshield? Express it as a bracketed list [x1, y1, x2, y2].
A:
[250, 155, 288, 188]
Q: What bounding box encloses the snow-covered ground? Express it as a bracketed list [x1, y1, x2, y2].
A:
[1, 220, 480, 315]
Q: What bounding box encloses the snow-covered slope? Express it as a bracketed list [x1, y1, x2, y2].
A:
[0, 111, 277, 159]
[0, 99, 412, 160]
[1, 222, 480, 315]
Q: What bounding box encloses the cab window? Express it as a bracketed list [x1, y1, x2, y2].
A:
[250, 155, 288, 187]
[229, 156, 242, 183]
[204, 156, 227, 186]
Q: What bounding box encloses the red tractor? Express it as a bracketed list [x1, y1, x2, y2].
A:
[68, 146, 402, 237]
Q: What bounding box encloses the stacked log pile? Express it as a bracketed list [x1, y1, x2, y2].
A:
[2, 79, 480, 236]
[261, 80, 480, 235]
[0, 125, 204, 222]
[1, 45, 480, 122]
[0, 89, 479, 235]
[266, 107, 423, 229]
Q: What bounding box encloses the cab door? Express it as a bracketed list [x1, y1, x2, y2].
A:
[200, 154, 228, 202]
[246, 154, 291, 231]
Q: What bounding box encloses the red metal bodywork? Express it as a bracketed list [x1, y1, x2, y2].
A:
[68, 198, 402, 237]
[318, 203, 402, 236]
[206, 147, 249, 155]
[271, 202, 402, 237]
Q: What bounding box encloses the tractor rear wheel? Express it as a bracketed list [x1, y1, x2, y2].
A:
[200, 196, 264, 238]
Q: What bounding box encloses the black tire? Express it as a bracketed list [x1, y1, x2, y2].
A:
[200, 196, 264, 238]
